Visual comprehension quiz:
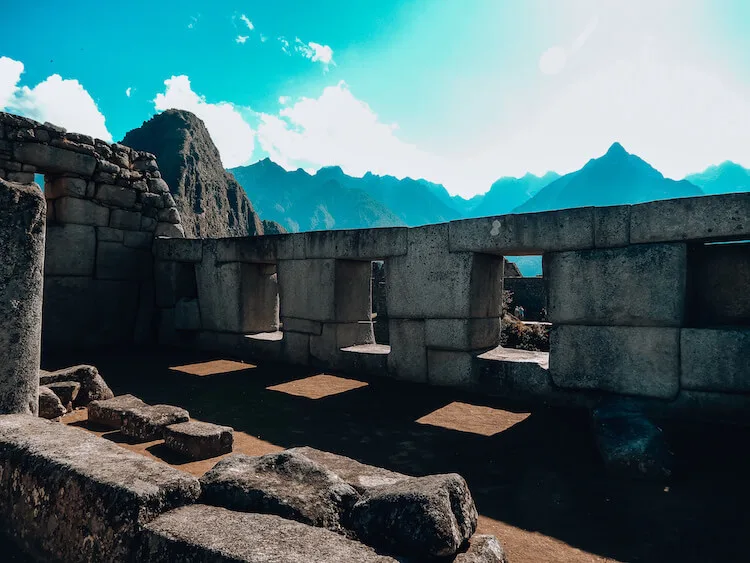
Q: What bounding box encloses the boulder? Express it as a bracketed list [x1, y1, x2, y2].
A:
[200, 451, 359, 535]
[455, 535, 509, 563]
[45, 381, 80, 412]
[40, 364, 114, 406]
[591, 398, 673, 481]
[121, 405, 190, 442]
[88, 394, 147, 428]
[164, 421, 233, 460]
[350, 473, 478, 558]
[38, 386, 66, 420]
[289, 446, 409, 493]
[139, 504, 398, 562]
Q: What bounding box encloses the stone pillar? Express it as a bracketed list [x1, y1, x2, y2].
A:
[0, 179, 46, 414]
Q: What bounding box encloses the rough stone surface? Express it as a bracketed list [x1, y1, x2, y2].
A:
[139, 504, 399, 562]
[288, 447, 409, 494]
[198, 244, 280, 333]
[592, 398, 673, 480]
[0, 178, 45, 415]
[14, 142, 96, 176]
[681, 328, 750, 392]
[200, 451, 359, 534]
[455, 535, 510, 563]
[153, 238, 204, 263]
[121, 404, 190, 442]
[424, 318, 502, 351]
[0, 414, 200, 563]
[122, 110, 265, 237]
[550, 325, 680, 399]
[96, 241, 152, 280]
[38, 385, 66, 420]
[544, 243, 687, 326]
[45, 380, 80, 412]
[350, 473, 478, 558]
[427, 350, 478, 389]
[174, 298, 202, 331]
[44, 223, 96, 276]
[55, 196, 110, 226]
[164, 420, 234, 460]
[88, 394, 147, 428]
[304, 228, 408, 260]
[40, 364, 114, 406]
[387, 319, 427, 382]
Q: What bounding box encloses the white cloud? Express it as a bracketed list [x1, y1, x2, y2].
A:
[278, 37, 291, 55]
[153, 75, 255, 168]
[260, 34, 268, 43]
[240, 14, 254, 31]
[278, 96, 290, 105]
[294, 39, 335, 67]
[257, 82, 437, 180]
[0, 56, 24, 107]
[539, 16, 599, 75]
[188, 16, 198, 29]
[0, 57, 111, 141]
[236, 35, 249, 44]
[125, 87, 132, 97]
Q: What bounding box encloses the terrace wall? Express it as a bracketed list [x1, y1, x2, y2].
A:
[152, 193, 750, 420]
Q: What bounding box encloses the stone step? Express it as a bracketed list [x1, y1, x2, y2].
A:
[87, 394, 147, 428]
[121, 404, 190, 442]
[164, 420, 233, 460]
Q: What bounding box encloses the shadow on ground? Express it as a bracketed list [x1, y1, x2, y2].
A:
[44, 349, 750, 563]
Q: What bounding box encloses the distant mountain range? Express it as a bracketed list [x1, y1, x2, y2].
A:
[231, 142, 750, 236]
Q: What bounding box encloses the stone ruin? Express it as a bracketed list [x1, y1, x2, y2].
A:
[0, 109, 749, 561]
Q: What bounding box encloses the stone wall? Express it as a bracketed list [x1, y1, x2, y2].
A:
[504, 276, 547, 320]
[152, 193, 750, 420]
[0, 111, 185, 350]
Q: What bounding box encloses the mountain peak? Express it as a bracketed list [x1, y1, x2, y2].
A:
[605, 142, 628, 157]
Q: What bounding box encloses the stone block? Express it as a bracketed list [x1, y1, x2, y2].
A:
[0, 179, 45, 415]
[96, 183, 137, 208]
[123, 230, 153, 249]
[153, 238, 203, 262]
[97, 226, 125, 242]
[449, 207, 595, 254]
[134, 281, 156, 345]
[43, 277, 140, 350]
[335, 260, 373, 321]
[215, 236, 277, 264]
[96, 241, 152, 281]
[138, 505, 398, 562]
[549, 325, 680, 398]
[427, 350, 478, 388]
[687, 242, 750, 326]
[281, 331, 310, 365]
[276, 233, 306, 259]
[310, 322, 375, 365]
[476, 348, 557, 403]
[594, 205, 630, 248]
[55, 196, 109, 226]
[350, 473, 478, 559]
[0, 414, 200, 563]
[278, 259, 336, 321]
[14, 142, 97, 176]
[631, 192, 750, 244]
[88, 394, 148, 428]
[504, 277, 547, 321]
[121, 404, 190, 442]
[155, 222, 185, 238]
[45, 176, 89, 199]
[424, 318, 501, 351]
[199, 451, 358, 534]
[387, 319, 427, 382]
[7, 171, 34, 183]
[681, 328, 750, 392]
[154, 260, 197, 307]
[544, 243, 687, 326]
[175, 299, 201, 331]
[110, 208, 141, 231]
[288, 447, 408, 494]
[38, 385, 66, 420]
[44, 223, 96, 276]
[387, 224, 504, 319]
[340, 344, 390, 377]
[455, 535, 509, 563]
[197, 247, 279, 333]
[46, 381, 80, 412]
[282, 317, 323, 335]
[305, 227, 408, 259]
[40, 364, 113, 406]
[164, 421, 233, 460]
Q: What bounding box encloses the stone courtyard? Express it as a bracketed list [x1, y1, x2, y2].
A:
[0, 110, 749, 561]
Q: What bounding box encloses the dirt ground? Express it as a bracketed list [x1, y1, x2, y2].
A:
[33, 349, 750, 562]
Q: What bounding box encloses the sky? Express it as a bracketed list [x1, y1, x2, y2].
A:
[1, 0, 750, 198]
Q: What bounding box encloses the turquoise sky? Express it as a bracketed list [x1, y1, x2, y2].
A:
[2, 0, 750, 196]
